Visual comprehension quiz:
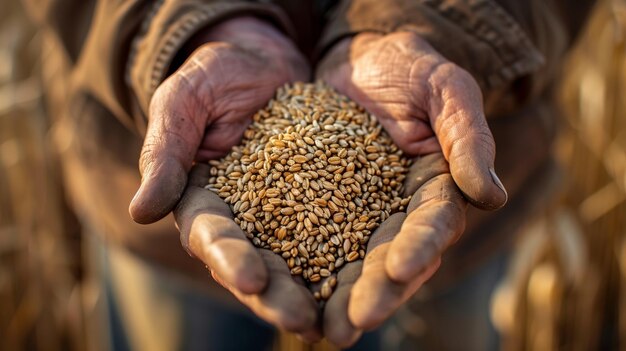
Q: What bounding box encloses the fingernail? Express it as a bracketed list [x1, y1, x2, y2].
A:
[489, 168, 508, 205]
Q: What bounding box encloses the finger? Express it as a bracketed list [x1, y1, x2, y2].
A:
[348, 213, 441, 329]
[386, 172, 467, 283]
[427, 63, 507, 210]
[209, 269, 319, 343]
[402, 153, 450, 196]
[350, 256, 440, 330]
[323, 262, 363, 348]
[130, 76, 207, 224]
[228, 250, 320, 335]
[174, 164, 267, 294]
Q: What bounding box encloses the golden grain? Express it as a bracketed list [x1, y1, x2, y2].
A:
[321, 283, 332, 299]
[205, 82, 410, 300]
[346, 251, 359, 262]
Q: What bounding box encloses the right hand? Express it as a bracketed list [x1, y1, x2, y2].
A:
[128, 17, 320, 339]
[129, 16, 310, 224]
[175, 164, 321, 340]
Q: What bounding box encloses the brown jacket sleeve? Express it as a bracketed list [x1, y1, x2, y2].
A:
[318, 0, 595, 96]
[20, 0, 298, 280]
[23, 0, 293, 134]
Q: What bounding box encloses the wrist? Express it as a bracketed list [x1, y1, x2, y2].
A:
[172, 16, 304, 76]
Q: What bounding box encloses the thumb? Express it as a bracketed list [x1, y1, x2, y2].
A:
[129, 78, 207, 224]
[427, 63, 507, 210]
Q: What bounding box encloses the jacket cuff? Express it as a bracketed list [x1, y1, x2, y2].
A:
[318, 0, 545, 90]
[127, 1, 294, 126]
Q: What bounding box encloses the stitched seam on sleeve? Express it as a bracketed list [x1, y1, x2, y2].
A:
[130, 2, 293, 115]
[319, 0, 545, 89]
[427, 0, 541, 63]
[147, 8, 217, 94]
[420, 0, 545, 86]
[125, 0, 165, 93]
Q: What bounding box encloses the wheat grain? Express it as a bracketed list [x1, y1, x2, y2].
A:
[205, 81, 411, 300]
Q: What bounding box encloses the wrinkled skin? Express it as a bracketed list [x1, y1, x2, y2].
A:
[174, 153, 467, 347]
[316, 154, 466, 347]
[314, 32, 508, 347]
[175, 163, 322, 340]
[129, 17, 322, 340]
[129, 17, 310, 224]
[318, 32, 507, 210]
[129, 18, 507, 347]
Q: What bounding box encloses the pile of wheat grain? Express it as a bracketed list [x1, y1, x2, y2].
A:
[206, 82, 411, 300]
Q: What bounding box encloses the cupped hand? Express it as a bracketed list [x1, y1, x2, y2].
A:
[130, 17, 310, 224]
[128, 17, 319, 339]
[174, 164, 321, 340]
[321, 154, 467, 347]
[317, 31, 507, 210]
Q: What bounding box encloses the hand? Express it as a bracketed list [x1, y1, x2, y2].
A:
[174, 164, 321, 340]
[317, 31, 507, 210]
[128, 17, 319, 339]
[129, 16, 310, 224]
[321, 154, 467, 347]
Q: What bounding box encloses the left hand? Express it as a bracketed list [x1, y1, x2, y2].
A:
[319, 154, 467, 347]
[317, 31, 507, 210]
[316, 31, 503, 347]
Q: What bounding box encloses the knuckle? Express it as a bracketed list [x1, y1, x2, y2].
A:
[428, 62, 457, 88]
[429, 62, 480, 95]
[138, 142, 157, 175]
[440, 110, 494, 157]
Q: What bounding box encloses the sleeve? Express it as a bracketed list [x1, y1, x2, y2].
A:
[317, 0, 594, 92]
[24, 0, 294, 134]
[126, 1, 296, 131]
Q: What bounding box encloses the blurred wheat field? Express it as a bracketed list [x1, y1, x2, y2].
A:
[492, 1, 626, 350]
[0, 1, 86, 350]
[557, 1, 626, 348]
[1, 1, 625, 351]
